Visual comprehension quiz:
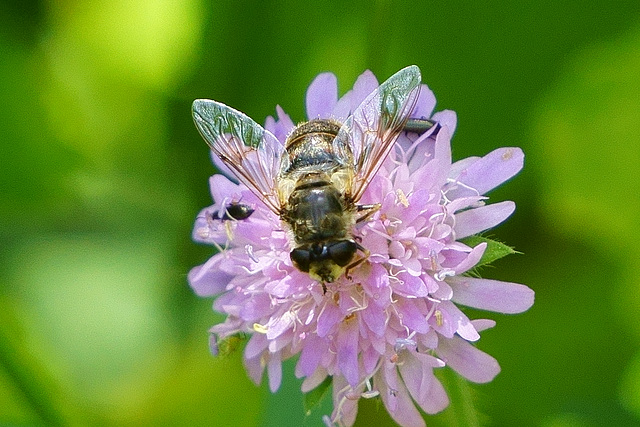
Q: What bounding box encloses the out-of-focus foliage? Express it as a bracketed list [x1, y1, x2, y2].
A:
[1, 0, 639, 426]
[533, 23, 640, 424]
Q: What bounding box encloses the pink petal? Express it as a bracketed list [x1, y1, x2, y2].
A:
[331, 376, 361, 427]
[449, 276, 535, 314]
[378, 362, 425, 427]
[336, 318, 360, 387]
[264, 275, 298, 298]
[192, 206, 228, 245]
[437, 335, 501, 383]
[187, 256, 231, 296]
[208, 334, 219, 356]
[349, 70, 378, 110]
[332, 89, 352, 120]
[362, 304, 386, 337]
[412, 158, 448, 194]
[451, 242, 487, 274]
[264, 114, 277, 135]
[267, 352, 282, 392]
[210, 151, 236, 180]
[212, 291, 241, 317]
[453, 147, 524, 197]
[244, 354, 264, 386]
[449, 156, 478, 181]
[431, 300, 479, 341]
[446, 196, 486, 213]
[362, 344, 381, 375]
[264, 106, 295, 143]
[430, 278, 453, 300]
[395, 298, 430, 334]
[265, 311, 294, 339]
[471, 318, 496, 332]
[297, 334, 328, 377]
[411, 84, 436, 119]
[244, 333, 268, 360]
[208, 173, 243, 205]
[275, 105, 295, 138]
[300, 367, 328, 392]
[431, 109, 457, 135]
[454, 201, 516, 239]
[306, 72, 338, 119]
[238, 293, 272, 321]
[389, 240, 405, 259]
[434, 124, 452, 167]
[317, 300, 343, 337]
[394, 272, 429, 298]
[404, 257, 422, 277]
[399, 352, 449, 414]
[441, 300, 480, 342]
[360, 263, 392, 307]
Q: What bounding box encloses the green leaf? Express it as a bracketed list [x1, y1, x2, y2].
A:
[460, 235, 517, 269]
[303, 376, 333, 415]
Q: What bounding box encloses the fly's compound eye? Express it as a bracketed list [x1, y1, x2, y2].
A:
[328, 240, 357, 267]
[290, 248, 311, 272]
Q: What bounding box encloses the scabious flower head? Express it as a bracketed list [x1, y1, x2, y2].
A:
[189, 69, 534, 427]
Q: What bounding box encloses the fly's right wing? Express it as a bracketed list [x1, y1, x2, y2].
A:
[192, 99, 285, 214]
[333, 65, 422, 202]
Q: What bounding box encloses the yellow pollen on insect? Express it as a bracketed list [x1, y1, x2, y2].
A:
[344, 313, 356, 323]
[253, 323, 268, 334]
[396, 189, 409, 207]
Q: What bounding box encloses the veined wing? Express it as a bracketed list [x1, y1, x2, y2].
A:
[334, 65, 422, 202]
[192, 99, 284, 214]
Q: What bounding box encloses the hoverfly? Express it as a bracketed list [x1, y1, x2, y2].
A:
[192, 65, 422, 284]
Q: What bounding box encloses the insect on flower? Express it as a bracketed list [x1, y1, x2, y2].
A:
[190, 66, 534, 427]
[192, 65, 422, 284]
[210, 201, 255, 221]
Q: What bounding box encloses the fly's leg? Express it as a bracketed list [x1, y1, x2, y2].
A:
[355, 203, 381, 223]
[345, 241, 370, 280]
[345, 205, 380, 279]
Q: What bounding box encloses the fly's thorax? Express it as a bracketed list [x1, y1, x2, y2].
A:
[283, 181, 353, 244]
[277, 119, 354, 208]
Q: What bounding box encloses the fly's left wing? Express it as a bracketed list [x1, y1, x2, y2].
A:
[333, 65, 422, 202]
[193, 99, 285, 214]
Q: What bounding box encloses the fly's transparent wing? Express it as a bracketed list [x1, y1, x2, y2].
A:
[192, 99, 284, 214]
[333, 65, 422, 202]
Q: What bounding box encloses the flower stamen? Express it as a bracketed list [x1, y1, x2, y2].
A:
[396, 189, 409, 207]
[253, 323, 268, 334]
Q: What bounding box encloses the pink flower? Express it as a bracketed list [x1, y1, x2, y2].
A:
[189, 69, 534, 427]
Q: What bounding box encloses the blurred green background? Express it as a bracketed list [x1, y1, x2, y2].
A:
[2, 1, 639, 426]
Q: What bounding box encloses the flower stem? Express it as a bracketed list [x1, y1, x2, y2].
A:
[435, 368, 481, 427]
